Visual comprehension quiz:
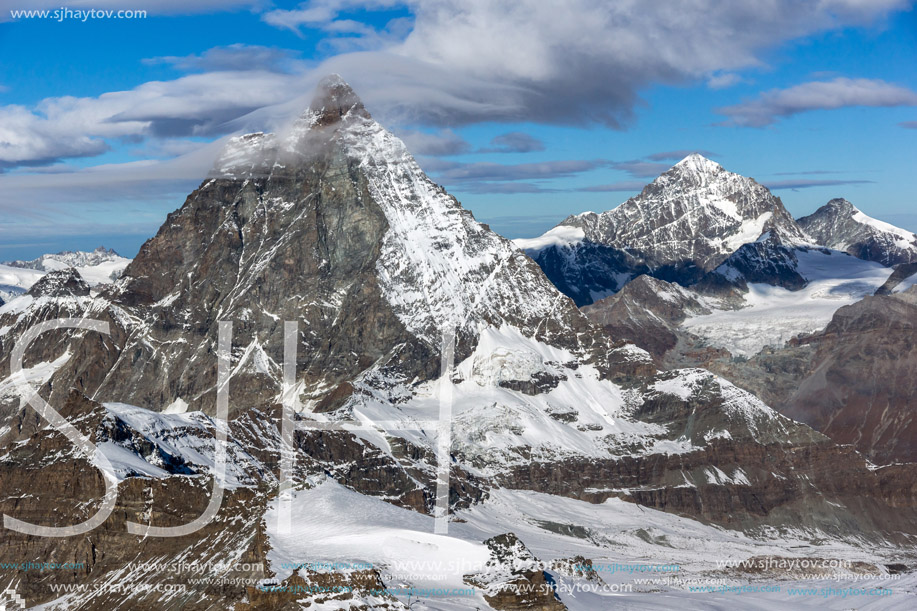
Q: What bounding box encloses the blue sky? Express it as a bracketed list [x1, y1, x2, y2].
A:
[0, 0, 915, 259]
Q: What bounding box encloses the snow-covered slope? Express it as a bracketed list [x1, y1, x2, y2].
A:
[516, 154, 808, 305]
[0, 263, 44, 302]
[798, 198, 917, 266]
[684, 249, 895, 356]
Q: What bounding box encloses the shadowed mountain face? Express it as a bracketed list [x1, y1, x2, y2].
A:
[798, 198, 917, 267]
[516, 154, 807, 305]
[0, 77, 916, 609]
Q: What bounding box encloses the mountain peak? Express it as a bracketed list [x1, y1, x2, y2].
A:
[307, 74, 370, 127]
[824, 197, 857, 214]
[799, 198, 917, 266]
[26, 268, 91, 298]
[673, 152, 722, 174]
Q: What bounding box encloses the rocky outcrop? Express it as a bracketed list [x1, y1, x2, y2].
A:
[581, 275, 709, 360]
[708, 287, 917, 465]
[464, 533, 566, 611]
[875, 261, 917, 295]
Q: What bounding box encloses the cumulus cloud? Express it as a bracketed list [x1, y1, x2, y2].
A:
[384, 0, 908, 127]
[717, 78, 917, 127]
[255, 0, 911, 129]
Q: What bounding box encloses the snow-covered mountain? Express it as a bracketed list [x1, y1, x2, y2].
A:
[516, 154, 808, 305]
[797, 198, 917, 266]
[0, 246, 130, 302]
[1, 78, 916, 610]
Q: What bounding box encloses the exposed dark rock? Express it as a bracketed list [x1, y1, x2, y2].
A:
[875, 261, 917, 295]
[464, 533, 566, 611]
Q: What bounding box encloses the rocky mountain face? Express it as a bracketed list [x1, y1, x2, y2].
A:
[44, 75, 602, 419]
[517, 154, 808, 305]
[798, 198, 917, 267]
[709, 286, 917, 465]
[580, 275, 711, 361]
[1, 78, 916, 609]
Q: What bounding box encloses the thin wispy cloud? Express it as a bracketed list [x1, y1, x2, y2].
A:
[706, 72, 744, 90]
[398, 129, 471, 156]
[610, 160, 671, 178]
[577, 181, 646, 192]
[479, 132, 546, 154]
[718, 78, 917, 127]
[763, 178, 874, 190]
[432, 159, 608, 182]
[143, 44, 304, 74]
[646, 149, 718, 162]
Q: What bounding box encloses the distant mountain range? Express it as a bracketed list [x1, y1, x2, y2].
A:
[517, 156, 917, 307]
[0, 246, 130, 304]
[529, 156, 917, 466]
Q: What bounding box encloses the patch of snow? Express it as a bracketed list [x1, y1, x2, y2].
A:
[162, 397, 189, 414]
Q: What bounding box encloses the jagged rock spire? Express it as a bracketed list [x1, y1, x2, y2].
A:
[308, 74, 371, 127]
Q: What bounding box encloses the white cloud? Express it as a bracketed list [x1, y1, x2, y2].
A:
[706, 72, 745, 90]
[717, 78, 917, 127]
[3, 0, 910, 169]
[374, 0, 910, 127]
[0, 70, 309, 167]
[763, 178, 873, 190]
[397, 128, 470, 156]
